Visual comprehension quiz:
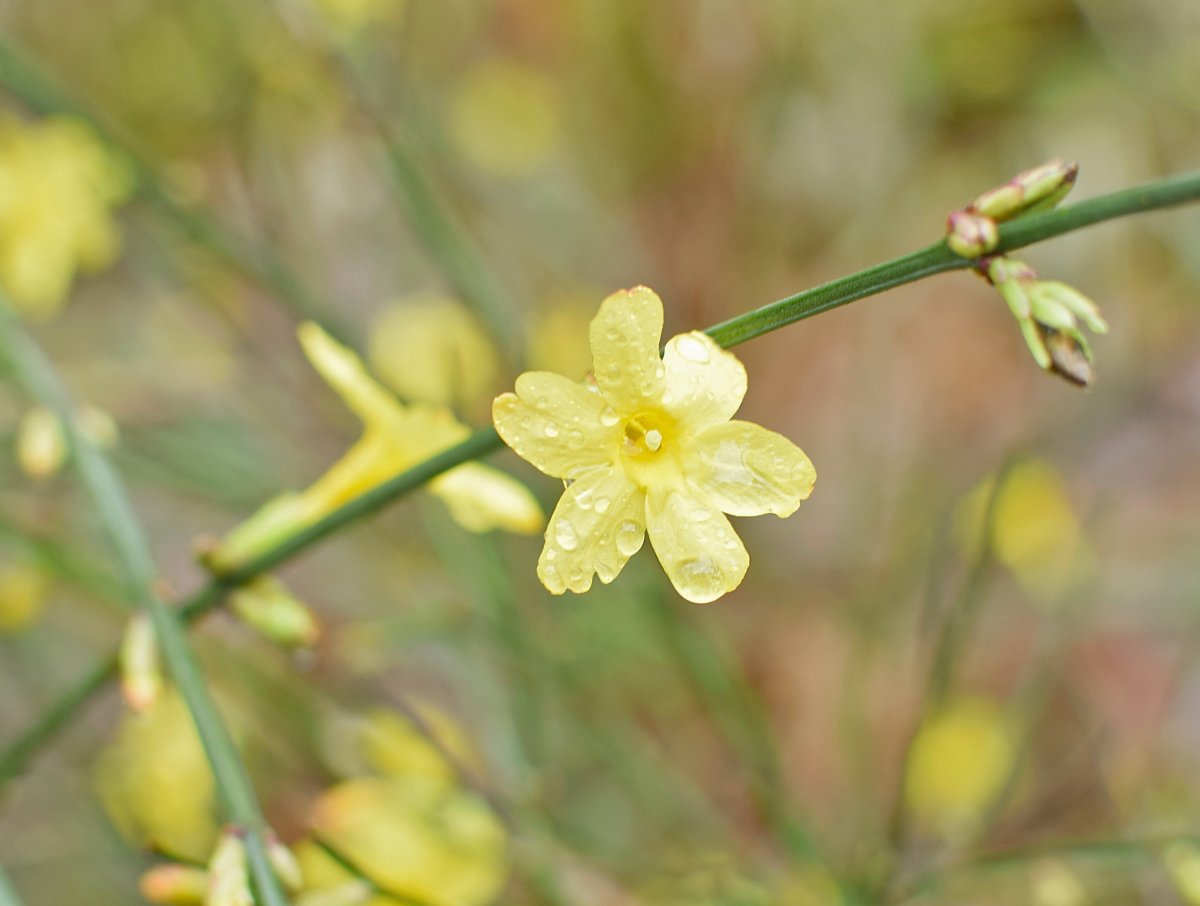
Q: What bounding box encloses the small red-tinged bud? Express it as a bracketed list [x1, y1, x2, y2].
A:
[946, 211, 1000, 258]
[229, 576, 321, 649]
[138, 864, 209, 905]
[969, 159, 1078, 221]
[119, 613, 163, 712]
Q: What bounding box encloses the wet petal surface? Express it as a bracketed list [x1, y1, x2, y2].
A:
[588, 286, 666, 413]
[662, 331, 746, 428]
[645, 488, 749, 604]
[685, 420, 816, 517]
[430, 463, 544, 534]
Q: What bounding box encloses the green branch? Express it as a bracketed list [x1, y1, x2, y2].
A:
[0, 866, 24, 906]
[3, 166, 1199, 813]
[0, 305, 290, 906]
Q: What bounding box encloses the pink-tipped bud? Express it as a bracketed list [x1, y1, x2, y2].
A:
[969, 159, 1078, 221]
[119, 613, 163, 712]
[207, 831, 253, 906]
[946, 211, 1000, 259]
[138, 864, 209, 905]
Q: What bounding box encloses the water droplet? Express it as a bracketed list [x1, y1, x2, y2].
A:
[536, 396, 548, 408]
[615, 520, 643, 556]
[594, 497, 611, 514]
[545, 548, 557, 560]
[689, 507, 713, 522]
[644, 429, 663, 452]
[599, 407, 620, 427]
[567, 429, 585, 448]
[676, 556, 724, 597]
[661, 391, 675, 405]
[544, 422, 560, 438]
[675, 334, 711, 364]
[555, 520, 579, 551]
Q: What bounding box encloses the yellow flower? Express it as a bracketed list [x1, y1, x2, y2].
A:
[314, 0, 405, 32]
[95, 689, 219, 861]
[493, 286, 816, 604]
[904, 695, 1016, 840]
[0, 557, 50, 633]
[0, 116, 130, 317]
[303, 776, 506, 906]
[206, 324, 542, 573]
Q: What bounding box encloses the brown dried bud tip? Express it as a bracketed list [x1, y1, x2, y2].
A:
[1039, 325, 1094, 388]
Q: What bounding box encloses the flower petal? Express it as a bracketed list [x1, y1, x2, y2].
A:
[299, 322, 402, 428]
[684, 420, 816, 517]
[537, 466, 645, 595]
[492, 371, 617, 480]
[588, 286, 666, 413]
[645, 489, 748, 604]
[662, 331, 747, 428]
[429, 463, 544, 534]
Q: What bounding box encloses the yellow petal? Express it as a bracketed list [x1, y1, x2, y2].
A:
[662, 331, 746, 427]
[492, 371, 616, 480]
[645, 489, 749, 604]
[537, 466, 645, 595]
[684, 421, 816, 518]
[429, 462, 544, 534]
[298, 322, 402, 429]
[588, 286, 666, 414]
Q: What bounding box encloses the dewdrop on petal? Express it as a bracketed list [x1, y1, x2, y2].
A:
[207, 830, 253, 906]
[493, 286, 816, 604]
[120, 612, 163, 712]
[229, 576, 321, 649]
[139, 863, 210, 906]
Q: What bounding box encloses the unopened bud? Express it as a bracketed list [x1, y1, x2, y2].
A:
[230, 576, 321, 649]
[139, 864, 210, 905]
[266, 832, 304, 892]
[969, 159, 1078, 221]
[1042, 326, 1094, 387]
[201, 495, 311, 576]
[946, 211, 999, 259]
[16, 406, 66, 478]
[207, 830, 253, 906]
[120, 613, 163, 712]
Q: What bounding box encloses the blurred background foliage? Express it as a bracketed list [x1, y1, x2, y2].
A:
[0, 0, 1199, 903]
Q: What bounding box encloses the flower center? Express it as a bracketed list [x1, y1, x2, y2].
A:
[619, 410, 681, 488]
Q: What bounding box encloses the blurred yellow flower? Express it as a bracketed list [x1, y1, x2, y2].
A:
[1030, 858, 1087, 906]
[956, 458, 1093, 603]
[206, 323, 542, 573]
[449, 58, 563, 178]
[367, 295, 499, 412]
[493, 286, 816, 604]
[0, 557, 50, 633]
[303, 776, 506, 906]
[314, 0, 405, 31]
[0, 116, 130, 317]
[904, 695, 1016, 839]
[321, 704, 476, 785]
[527, 291, 598, 379]
[1167, 841, 1200, 905]
[95, 689, 219, 861]
[15, 403, 119, 479]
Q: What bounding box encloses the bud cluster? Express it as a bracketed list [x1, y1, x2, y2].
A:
[945, 159, 1077, 258]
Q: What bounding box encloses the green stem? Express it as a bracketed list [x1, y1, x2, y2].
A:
[0, 866, 24, 906]
[0, 35, 331, 329]
[0, 305, 289, 906]
[4, 167, 1200, 802]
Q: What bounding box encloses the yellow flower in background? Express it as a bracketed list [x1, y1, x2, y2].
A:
[904, 695, 1016, 840]
[0, 116, 130, 317]
[15, 403, 118, 479]
[206, 323, 542, 573]
[956, 458, 1093, 604]
[527, 291, 597, 379]
[493, 286, 816, 604]
[95, 689, 219, 862]
[1030, 858, 1088, 906]
[303, 776, 506, 906]
[0, 557, 50, 633]
[320, 704, 477, 785]
[314, 0, 406, 31]
[450, 58, 563, 178]
[1165, 841, 1200, 906]
[367, 294, 499, 412]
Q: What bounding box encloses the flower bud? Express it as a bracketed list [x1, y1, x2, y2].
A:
[969, 159, 1078, 221]
[207, 830, 253, 906]
[16, 406, 66, 478]
[120, 613, 163, 712]
[266, 832, 304, 892]
[229, 576, 321, 649]
[139, 864, 209, 905]
[945, 211, 999, 259]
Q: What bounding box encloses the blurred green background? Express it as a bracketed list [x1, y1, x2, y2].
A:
[1, 0, 1199, 903]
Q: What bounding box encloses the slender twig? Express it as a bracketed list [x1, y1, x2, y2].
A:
[3, 167, 1200, 800]
[0, 304, 290, 906]
[0, 866, 24, 906]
